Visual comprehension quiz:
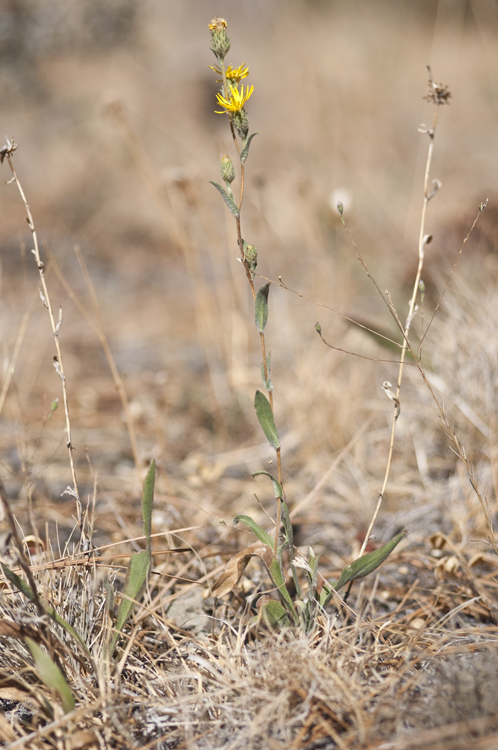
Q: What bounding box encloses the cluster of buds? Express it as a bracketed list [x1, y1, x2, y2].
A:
[209, 16, 259, 283]
[209, 18, 254, 140]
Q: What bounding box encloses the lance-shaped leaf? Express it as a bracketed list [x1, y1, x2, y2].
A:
[240, 132, 259, 164]
[265, 550, 297, 617]
[111, 460, 155, 655]
[26, 638, 75, 714]
[142, 458, 155, 553]
[334, 531, 406, 592]
[209, 181, 240, 218]
[234, 514, 274, 547]
[261, 354, 273, 391]
[1, 563, 90, 657]
[257, 597, 290, 629]
[251, 470, 283, 500]
[255, 283, 271, 333]
[254, 390, 280, 449]
[280, 500, 293, 546]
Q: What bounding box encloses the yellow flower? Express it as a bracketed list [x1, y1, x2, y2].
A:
[210, 63, 249, 84]
[209, 18, 227, 31]
[215, 84, 254, 114]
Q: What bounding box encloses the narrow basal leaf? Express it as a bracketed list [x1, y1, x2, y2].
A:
[113, 549, 151, 640]
[233, 514, 274, 547]
[280, 500, 293, 547]
[334, 531, 407, 592]
[255, 283, 270, 333]
[142, 459, 155, 552]
[26, 638, 75, 714]
[251, 470, 283, 500]
[209, 181, 240, 217]
[1, 564, 90, 656]
[240, 132, 259, 164]
[267, 556, 296, 616]
[254, 390, 280, 449]
[259, 598, 290, 629]
[111, 460, 156, 655]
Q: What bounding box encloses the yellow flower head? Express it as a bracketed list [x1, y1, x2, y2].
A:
[215, 84, 254, 114]
[210, 63, 249, 84]
[209, 18, 227, 31]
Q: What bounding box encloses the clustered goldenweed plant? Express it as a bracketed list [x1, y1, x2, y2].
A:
[207, 17, 406, 632]
[0, 12, 496, 747]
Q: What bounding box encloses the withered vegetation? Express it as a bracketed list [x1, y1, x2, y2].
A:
[2, 2, 498, 749]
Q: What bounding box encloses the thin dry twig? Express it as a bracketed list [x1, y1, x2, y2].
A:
[1, 138, 84, 539]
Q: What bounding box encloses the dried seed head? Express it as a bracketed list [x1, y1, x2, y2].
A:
[424, 71, 451, 105]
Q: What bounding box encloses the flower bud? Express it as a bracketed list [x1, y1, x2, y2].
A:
[244, 242, 257, 279]
[231, 109, 249, 139]
[209, 17, 230, 60]
[220, 154, 236, 184]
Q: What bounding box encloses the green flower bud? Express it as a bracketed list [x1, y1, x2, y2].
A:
[220, 154, 236, 184]
[243, 242, 257, 279]
[209, 17, 231, 60]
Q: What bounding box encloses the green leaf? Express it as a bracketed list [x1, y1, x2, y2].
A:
[209, 181, 240, 218]
[267, 556, 296, 617]
[251, 470, 283, 500]
[110, 460, 156, 655]
[227, 523, 297, 622]
[259, 598, 290, 629]
[26, 638, 75, 714]
[113, 550, 150, 639]
[255, 283, 270, 333]
[280, 500, 293, 547]
[334, 531, 407, 592]
[240, 132, 259, 164]
[1, 564, 90, 657]
[233, 514, 274, 547]
[254, 390, 280, 449]
[142, 459, 155, 552]
[261, 354, 273, 391]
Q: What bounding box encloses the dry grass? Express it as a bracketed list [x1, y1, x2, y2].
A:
[2, 1, 498, 748]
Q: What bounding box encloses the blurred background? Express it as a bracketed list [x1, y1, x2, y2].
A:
[1, 0, 498, 556]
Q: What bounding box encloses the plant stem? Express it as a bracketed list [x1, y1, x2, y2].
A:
[359, 101, 439, 556]
[6, 154, 84, 541]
